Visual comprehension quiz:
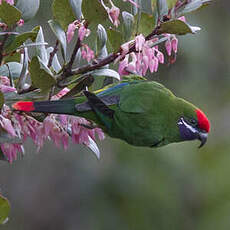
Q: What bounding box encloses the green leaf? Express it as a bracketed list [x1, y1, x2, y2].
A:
[0, 32, 19, 35]
[16, 0, 40, 21]
[19, 42, 48, 48]
[0, 62, 22, 79]
[0, 92, 4, 110]
[48, 20, 67, 62]
[47, 47, 62, 73]
[178, 0, 211, 16]
[96, 25, 108, 59]
[107, 29, 123, 52]
[3, 52, 21, 63]
[157, 0, 168, 20]
[52, 0, 76, 30]
[82, 0, 108, 26]
[0, 194, 10, 225]
[5, 32, 38, 53]
[122, 11, 134, 41]
[140, 0, 153, 15]
[158, 19, 198, 35]
[97, 24, 107, 51]
[167, 0, 177, 9]
[89, 69, 120, 80]
[17, 47, 29, 92]
[0, 1, 22, 26]
[29, 56, 56, 92]
[134, 12, 155, 36]
[35, 27, 48, 65]
[69, 0, 82, 19]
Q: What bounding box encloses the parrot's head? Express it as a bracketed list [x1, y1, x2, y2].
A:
[177, 108, 210, 148]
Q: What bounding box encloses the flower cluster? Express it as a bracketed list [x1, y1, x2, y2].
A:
[0, 76, 16, 93]
[0, 84, 105, 162]
[101, 0, 139, 28]
[81, 44, 95, 62]
[118, 34, 177, 76]
[66, 21, 91, 43]
[66, 21, 95, 63]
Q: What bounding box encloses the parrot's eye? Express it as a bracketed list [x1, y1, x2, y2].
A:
[189, 118, 198, 127]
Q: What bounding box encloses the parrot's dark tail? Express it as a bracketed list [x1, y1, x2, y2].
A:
[12, 99, 76, 115]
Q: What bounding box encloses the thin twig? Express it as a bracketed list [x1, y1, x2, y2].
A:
[17, 86, 38, 95]
[47, 40, 59, 68]
[65, 38, 81, 73]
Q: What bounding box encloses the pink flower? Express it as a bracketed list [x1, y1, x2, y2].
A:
[0, 76, 10, 85]
[81, 44, 95, 62]
[69, 116, 105, 146]
[71, 117, 90, 144]
[118, 36, 165, 76]
[135, 34, 145, 52]
[0, 0, 14, 5]
[6, 0, 14, 5]
[51, 87, 70, 100]
[178, 16, 186, 23]
[1, 143, 23, 163]
[42, 115, 69, 149]
[0, 115, 16, 137]
[94, 128, 105, 140]
[135, 52, 142, 74]
[156, 50, 164, 63]
[0, 84, 16, 93]
[171, 36, 178, 53]
[17, 19, 24, 27]
[126, 52, 137, 74]
[1, 107, 106, 162]
[67, 22, 77, 43]
[118, 55, 129, 76]
[165, 38, 172, 56]
[120, 41, 131, 56]
[78, 25, 90, 41]
[153, 57, 159, 72]
[142, 55, 149, 75]
[107, 5, 120, 27]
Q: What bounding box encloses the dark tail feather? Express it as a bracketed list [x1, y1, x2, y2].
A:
[13, 99, 76, 115]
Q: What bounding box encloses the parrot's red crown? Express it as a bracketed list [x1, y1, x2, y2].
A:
[196, 109, 210, 133]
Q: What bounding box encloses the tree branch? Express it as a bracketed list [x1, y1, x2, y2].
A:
[57, 25, 161, 85]
[47, 40, 59, 68]
[65, 38, 81, 73]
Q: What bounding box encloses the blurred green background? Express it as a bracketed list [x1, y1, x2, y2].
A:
[1, 0, 230, 229]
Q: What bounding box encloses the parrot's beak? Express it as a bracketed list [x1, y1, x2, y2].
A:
[178, 117, 209, 148]
[198, 132, 208, 148]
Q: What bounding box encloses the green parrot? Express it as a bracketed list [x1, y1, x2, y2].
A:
[12, 77, 210, 148]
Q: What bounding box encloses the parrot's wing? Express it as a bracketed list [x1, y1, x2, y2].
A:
[119, 81, 174, 113]
[76, 95, 120, 112]
[83, 91, 115, 129]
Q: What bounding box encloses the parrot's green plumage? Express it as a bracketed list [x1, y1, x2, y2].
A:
[13, 76, 210, 148]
